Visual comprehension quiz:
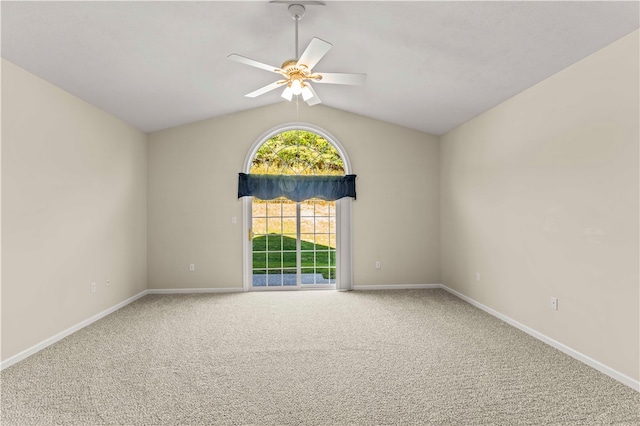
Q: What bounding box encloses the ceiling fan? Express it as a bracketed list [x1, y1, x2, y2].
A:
[227, 2, 366, 106]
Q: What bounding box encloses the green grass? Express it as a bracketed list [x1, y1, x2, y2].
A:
[253, 234, 336, 278]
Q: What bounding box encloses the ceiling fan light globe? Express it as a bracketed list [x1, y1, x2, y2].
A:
[301, 85, 313, 101]
[282, 86, 294, 101]
[291, 79, 303, 95]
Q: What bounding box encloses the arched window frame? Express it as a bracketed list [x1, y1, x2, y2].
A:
[241, 123, 353, 291]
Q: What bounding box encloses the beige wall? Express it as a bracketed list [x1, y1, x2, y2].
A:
[440, 31, 639, 381]
[1, 60, 148, 362]
[147, 102, 440, 289]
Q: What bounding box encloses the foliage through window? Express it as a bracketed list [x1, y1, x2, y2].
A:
[251, 130, 344, 176]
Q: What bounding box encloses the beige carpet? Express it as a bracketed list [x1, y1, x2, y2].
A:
[1, 289, 638, 425]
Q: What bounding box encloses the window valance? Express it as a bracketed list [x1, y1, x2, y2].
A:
[238, 173, 356, 202]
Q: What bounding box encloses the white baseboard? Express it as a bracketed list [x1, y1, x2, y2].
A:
[353, 284, 441, 290]
[146, 287, 243, 294]
[440, 284, 640, 392]
[1, 290, 148, 371]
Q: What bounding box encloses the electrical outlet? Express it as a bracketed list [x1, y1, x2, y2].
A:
[375, 261, 381, 269]
[550, 297, 558, 311]
[231, 216, 237, 224]
[475, 272, 481, 282]
[91, 282, 97, 293]
[189, 263, 195, 272]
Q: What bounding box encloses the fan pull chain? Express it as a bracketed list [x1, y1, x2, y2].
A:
[296, 94, 300, 151]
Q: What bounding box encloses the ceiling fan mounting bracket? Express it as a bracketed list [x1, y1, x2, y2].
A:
[288, 4, 306, 20]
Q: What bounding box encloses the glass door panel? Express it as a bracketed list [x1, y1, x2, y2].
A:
[252, 197, 336, 288]
[252, 198, 298, 287]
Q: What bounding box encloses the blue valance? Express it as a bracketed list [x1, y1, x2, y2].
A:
[238, 173, 356, 202]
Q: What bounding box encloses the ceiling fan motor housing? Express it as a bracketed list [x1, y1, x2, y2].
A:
[279, 59, 321, 84]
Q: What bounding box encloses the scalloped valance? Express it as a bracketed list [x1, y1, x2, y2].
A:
[238, 173, 356, 202]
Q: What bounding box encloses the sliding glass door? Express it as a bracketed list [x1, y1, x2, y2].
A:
[251, 197, 336, 288]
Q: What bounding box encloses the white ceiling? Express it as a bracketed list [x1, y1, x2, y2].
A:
[2, 1, 638, 135]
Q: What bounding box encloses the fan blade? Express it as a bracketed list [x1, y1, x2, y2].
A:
[245, 81, 285, 98]
[303, 84, 321, 106]
[228, 54, 281, 74]
[314, 72, 367, 86]
[297, 37, 332, 70]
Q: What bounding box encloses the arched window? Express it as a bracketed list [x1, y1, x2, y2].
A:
[241, 124, 354, 291]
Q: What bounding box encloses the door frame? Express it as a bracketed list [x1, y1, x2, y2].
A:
[241, 123, 353, 291]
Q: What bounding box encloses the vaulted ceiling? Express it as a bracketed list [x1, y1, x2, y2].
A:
[2, 1, 638, 135]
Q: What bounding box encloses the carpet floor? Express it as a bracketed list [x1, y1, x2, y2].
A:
[1, 289, 638, 425]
